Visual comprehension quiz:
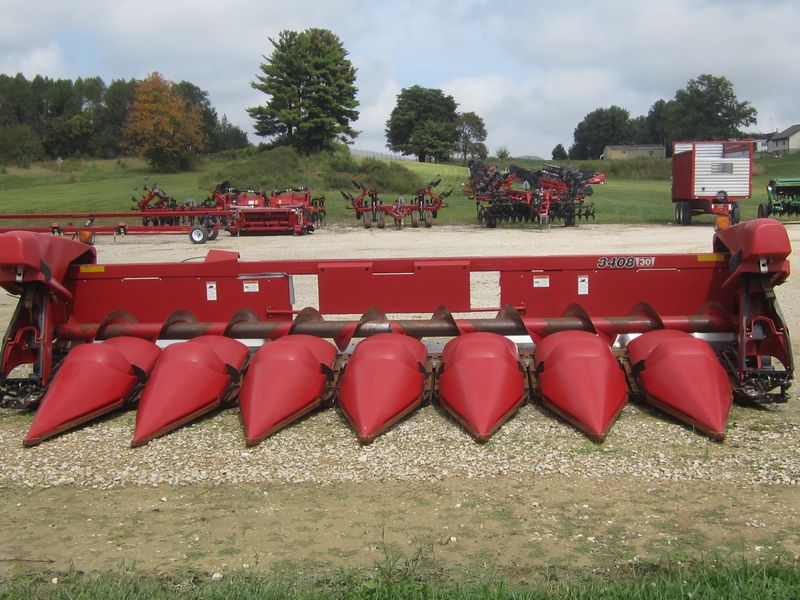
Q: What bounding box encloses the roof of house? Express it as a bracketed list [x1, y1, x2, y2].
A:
[603, 144, 665, 151]
[771, 124, 800, 141]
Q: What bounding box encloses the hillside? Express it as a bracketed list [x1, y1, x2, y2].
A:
[0, 149, 799, 225]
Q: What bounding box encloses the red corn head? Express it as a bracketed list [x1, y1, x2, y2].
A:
[24, 337, 161, 446]
[534, 331, 628, 442]
[132, 335, 248, 446]
[239, 335, 337, 445]
[627, 330, 732, 440]
[438, 332, 525, 441]
[337, 334, 427, 443]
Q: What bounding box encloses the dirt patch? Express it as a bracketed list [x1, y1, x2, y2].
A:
[1, 478, 797, 578]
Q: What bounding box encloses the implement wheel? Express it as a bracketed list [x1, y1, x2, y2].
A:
[758, 203, 771, 219]
[189, 225, 208, 244]
[730, 202, 741, 225]
[377, 211, 385, 229]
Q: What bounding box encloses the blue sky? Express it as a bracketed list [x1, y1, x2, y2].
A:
[1, 0, 798, 158]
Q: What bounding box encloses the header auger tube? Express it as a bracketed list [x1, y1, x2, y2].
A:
[0, 220, 793, 446]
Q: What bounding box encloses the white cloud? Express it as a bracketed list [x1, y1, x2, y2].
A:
[0, 0, 798, 156]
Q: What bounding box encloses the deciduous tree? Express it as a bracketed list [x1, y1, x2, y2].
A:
[386, 86, 458, 162]
[455, 111, 487, 165]
[123, 72, 205, 172]
[665, 74, 756, 142]
[569, 106, 632, 160]
[248, 28, 359, 154]
[495, 146, 510, 166]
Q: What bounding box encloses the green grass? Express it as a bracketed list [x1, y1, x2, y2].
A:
[1, 150, 800, 225]
[1, 558, 798, 599]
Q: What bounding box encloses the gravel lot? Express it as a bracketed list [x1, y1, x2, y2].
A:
[1, 223, 799, 489]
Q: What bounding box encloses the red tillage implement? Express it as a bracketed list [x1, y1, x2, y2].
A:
[0, 220, 793, 447]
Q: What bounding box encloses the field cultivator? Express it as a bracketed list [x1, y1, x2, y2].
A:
[342, 179, 451, 229]
[759, 178, 800, 219]
[0, 220, 793, 447]
[466, 161, 595, 228]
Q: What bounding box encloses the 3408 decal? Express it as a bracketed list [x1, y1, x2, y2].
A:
[596, 256, 655, 269]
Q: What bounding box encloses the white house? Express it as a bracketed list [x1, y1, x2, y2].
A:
[767, 125, 800, 155]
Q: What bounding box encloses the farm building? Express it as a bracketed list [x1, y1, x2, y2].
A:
[767, 124, 800, 155]
[601, 144, 666, 160]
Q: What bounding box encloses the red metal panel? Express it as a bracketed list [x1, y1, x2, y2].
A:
[317, 260, 471, 314]
[671, 148, 694, 201]
[69, 271, 294, 325]
[499, 260, 733, 318]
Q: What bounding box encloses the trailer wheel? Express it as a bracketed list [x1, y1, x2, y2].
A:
[730, 202, 741, 225]
[757, 203, 771, 219]
[364, 216, 372, 229]
[377, 211, 385, 229]
[411, 211, 420, 228]
[189, 225, 208, 244]
[675, 201, 691, 225]
[424, 211, 432, 228]
[207, 228, 219, 241]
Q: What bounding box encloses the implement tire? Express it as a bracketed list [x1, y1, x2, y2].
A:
[189, 225, 208, 244]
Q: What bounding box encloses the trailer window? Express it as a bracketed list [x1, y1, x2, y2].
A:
[710, 162, 734, 174]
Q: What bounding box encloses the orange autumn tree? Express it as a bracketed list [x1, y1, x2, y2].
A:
[124, 72, 205, 171]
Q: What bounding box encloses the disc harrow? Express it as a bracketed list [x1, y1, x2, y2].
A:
[0, 220, 793, 447]
[467, 161, 595, 228]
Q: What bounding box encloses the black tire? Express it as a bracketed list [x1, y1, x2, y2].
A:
[189, 225, 208, 244]
[564, 211, 576, 227]
[423, 211, 432, 228]
[675, 200, 691, 225]
[411, 211, 419, 228]
[364, 216, 372, 229]
[207, 227, 219, 241]
[682, 201, 692, 225]
[730, 202, 741, 225]
[477, 206, 485, 224]
[486, 217, 496, 228]
[758, 203, 771, 219]
[377, 211, 385, 229]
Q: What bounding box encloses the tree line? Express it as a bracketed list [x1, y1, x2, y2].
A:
[558, 74, 758, 160]
[5, 30, 750, 172]
[0, 72, 248, 167]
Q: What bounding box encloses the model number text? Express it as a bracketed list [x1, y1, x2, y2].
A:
[596, 256, 655, 269]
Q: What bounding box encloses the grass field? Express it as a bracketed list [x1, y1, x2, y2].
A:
[2, 558, 799, 599]
[2, 151, 799, 225]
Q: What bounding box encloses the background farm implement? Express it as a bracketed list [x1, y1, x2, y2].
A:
[0, 180, 323, 243]
[466, 161, 595, 228]
[0, 219, 792, 448]
[759, 177, 800, 219]
[342, 178, 451, 229]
